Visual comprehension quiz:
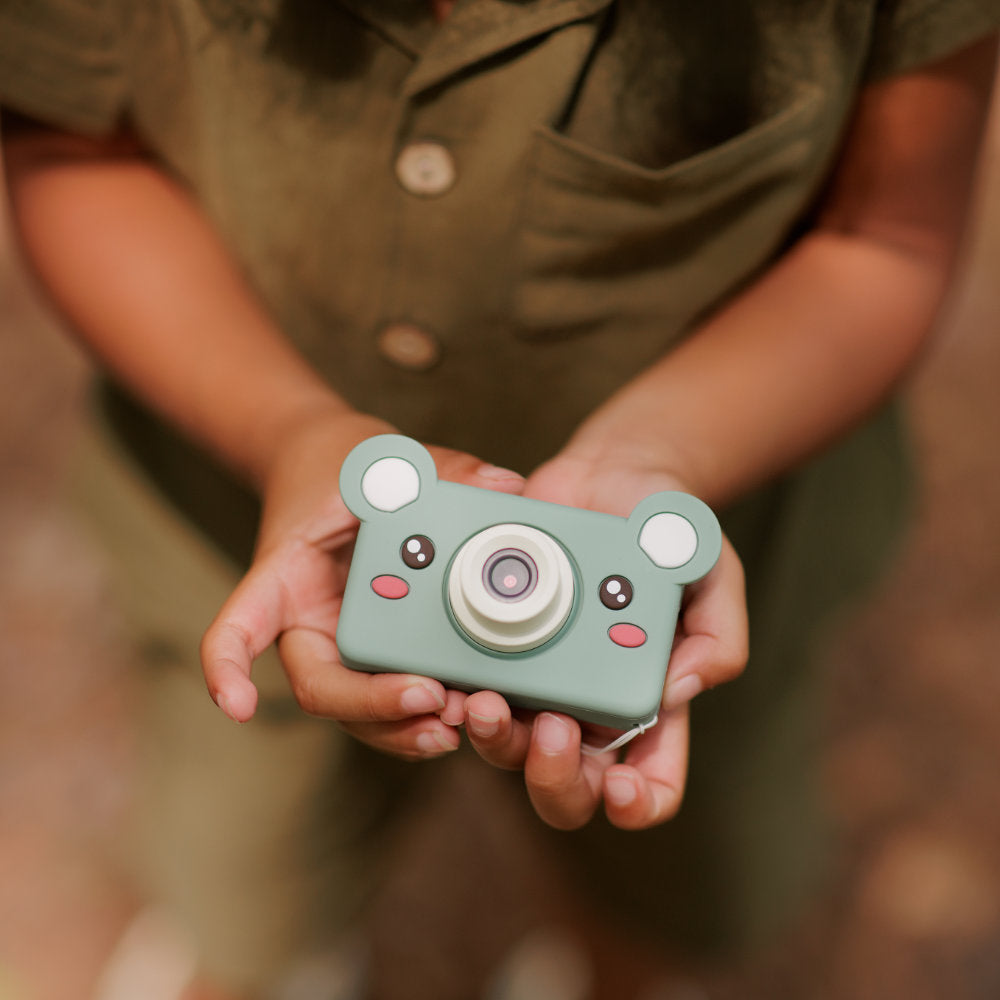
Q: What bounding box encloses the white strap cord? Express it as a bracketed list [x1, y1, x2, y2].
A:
[580, 712, 659, 757]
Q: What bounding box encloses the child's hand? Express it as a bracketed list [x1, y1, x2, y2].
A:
[462, 452, 747, 830]
[200, 410, 524, 759]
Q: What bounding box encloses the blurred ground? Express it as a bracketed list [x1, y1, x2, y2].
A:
[2, 103, 1000, 999]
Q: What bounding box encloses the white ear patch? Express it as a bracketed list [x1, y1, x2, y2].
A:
[361, 457, 421, 512]
[639, 513, 698, 569]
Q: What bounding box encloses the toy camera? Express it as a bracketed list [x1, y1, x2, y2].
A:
[336, 435, 721, 730]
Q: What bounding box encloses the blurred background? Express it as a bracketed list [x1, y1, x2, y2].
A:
[1, 95, 999, 1000]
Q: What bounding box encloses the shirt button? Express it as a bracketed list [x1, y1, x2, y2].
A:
[395, 141, 457, 197]
[377, 322, 442, 371]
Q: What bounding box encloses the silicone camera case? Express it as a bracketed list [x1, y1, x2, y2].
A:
[336, 435, 722, 730]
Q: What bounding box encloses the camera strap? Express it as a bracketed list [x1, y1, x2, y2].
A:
[580, 711, 659, 757]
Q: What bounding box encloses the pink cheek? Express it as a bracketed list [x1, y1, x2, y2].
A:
[371, 575, 410, 599]
[608, 623, 647, 648]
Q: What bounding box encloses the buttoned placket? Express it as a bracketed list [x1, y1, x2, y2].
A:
[337, 0, 612, 373]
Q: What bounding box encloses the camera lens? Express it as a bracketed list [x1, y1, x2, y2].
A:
[483, 549, 537, 602]
[448, 524, 575, 653]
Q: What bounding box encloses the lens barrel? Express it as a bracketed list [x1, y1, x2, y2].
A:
[448, 525, 574, 652]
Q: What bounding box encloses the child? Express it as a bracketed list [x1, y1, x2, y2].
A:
[2, 2, 997, 996]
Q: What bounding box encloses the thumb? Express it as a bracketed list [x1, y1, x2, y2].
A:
[200, 564, 287, 722]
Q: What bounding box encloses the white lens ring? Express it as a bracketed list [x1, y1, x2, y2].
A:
[449, 524, 575, 652]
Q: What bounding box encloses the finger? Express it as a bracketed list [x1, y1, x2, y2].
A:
[464, 690, 533, 770]
[602, 705, 690, 831]
[199, 620, 261, 722]
[201, 563, 293, 722]
[343, 716, 462, 761]
[524, 713, 603, 830]
[278, 627, 449, 722]
[662, 539, 748, 710]
[430, 447, 525, 495]
[440, 688, 469, 726]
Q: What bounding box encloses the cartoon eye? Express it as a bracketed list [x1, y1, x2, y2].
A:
[599, 575, 633, 610]
[401, 534, 435, 569]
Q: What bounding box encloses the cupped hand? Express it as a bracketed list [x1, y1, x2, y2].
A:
[200, 409, 525, 760]
[463, 452, 748, 830]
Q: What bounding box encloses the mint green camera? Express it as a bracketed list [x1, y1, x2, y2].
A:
[336, 435, 721, 730]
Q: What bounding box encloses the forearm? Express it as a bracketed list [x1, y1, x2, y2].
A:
[563, 227, 950, 508]
[2, 125, 350, 488]
[559, 37, 996, 509]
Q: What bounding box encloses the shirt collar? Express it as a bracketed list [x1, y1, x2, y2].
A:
[337, 0, 613, 95]
[336, 0, 437, 58]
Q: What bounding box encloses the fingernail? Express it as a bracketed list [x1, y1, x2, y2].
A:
[216, 693, 239, 722]
[440, 702, 466, 727]
[536, 713, 571, 754]
[416, 730, 456, 755]
[665, 674, 702, 709]
[401, 683, 446, 715]
[468, 712, 500, 739]
[605, 774, 637, 808]
[477, 464, 523, 483]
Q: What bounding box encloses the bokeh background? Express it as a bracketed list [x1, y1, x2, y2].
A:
[1, 93, 999, 1000]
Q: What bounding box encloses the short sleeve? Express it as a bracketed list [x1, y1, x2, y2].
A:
[866, 0, 1000, 81]
[0, 0, 128, 135]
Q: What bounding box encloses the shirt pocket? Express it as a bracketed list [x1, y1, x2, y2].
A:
[508, 82, 826, 341]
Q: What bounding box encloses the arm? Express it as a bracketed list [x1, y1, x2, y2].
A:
[1, 118, 343, 488]
[463, 37, 998, 830]
[1, 117, 524, 755]
[540, 37, 998, 510]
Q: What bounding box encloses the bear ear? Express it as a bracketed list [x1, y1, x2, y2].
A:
[339, 435, 438, 520]
[627, 491, 722, 585]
